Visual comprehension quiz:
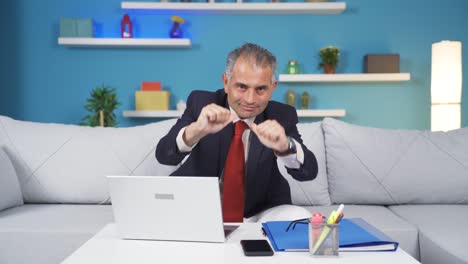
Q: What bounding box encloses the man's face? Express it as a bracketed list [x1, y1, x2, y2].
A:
[223, 57, 277, 119]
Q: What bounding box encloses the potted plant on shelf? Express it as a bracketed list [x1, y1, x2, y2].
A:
[318, 46, 340, 74]
[81, 85, 121, 127]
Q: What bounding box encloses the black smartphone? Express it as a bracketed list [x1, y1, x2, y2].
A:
[240, 239, 274, 257]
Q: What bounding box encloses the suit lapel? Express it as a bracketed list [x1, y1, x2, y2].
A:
[218, 95, 234, 176]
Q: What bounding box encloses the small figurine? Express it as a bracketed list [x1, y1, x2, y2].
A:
[286, 60, 299, 74]
[301, 92, 310, 109]
[169, 16, 185, 38]
[286, 90, 296, 107]
[176, 99, 187, 111]
[121, 14, 132, 38]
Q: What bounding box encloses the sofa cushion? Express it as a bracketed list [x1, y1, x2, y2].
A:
[279, 121, 331, 206]
[323, 118, 468, 205]
[389, 205, 468, 264]
[0, 147, 23, 211]
[304, 205, 420, 260]
[0, 204, 113, 264]
[0, 115, 179, 204]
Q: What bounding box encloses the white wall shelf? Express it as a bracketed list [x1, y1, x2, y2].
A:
[123, 109, 345, 118]
[279, 73, 411, 83]
[297, 109, 346, 117]
[58, 37, 191, 48]
[123, 110, 183, 118]
[121, 2, 346, 14]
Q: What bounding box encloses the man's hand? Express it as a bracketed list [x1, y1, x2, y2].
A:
[183, 104, 236, 147]
[250, 120, 289, 153]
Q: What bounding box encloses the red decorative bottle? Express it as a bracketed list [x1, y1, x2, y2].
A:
[121, 14, 132, 38]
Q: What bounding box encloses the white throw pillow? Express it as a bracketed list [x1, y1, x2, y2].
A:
[0, 115, 179, 204]
[0, 147, 24, 211]
[279, 121, 331, 206]
[323, 118, 468, 205]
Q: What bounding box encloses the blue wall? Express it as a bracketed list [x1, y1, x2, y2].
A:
[1, 0, 467, 129]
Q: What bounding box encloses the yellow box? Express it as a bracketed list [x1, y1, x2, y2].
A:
[135, 91, 169, 110]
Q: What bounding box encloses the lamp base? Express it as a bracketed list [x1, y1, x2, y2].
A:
[431, 104, 461, 132]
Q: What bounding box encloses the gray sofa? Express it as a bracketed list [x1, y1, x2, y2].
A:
[1, 115, 467, 264]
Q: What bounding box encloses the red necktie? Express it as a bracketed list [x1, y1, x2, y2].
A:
[222, 121, 248, 222]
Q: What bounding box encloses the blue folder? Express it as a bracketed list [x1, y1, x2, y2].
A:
[262, 218, 399, 252]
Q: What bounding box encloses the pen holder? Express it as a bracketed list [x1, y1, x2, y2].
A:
[309, 222, 339, 257]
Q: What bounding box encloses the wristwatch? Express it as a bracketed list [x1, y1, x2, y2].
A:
[275, 136, 297, 156]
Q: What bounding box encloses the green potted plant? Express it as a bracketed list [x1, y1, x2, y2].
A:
[318, 46, 340, 74]
[81, 85, 121, 127]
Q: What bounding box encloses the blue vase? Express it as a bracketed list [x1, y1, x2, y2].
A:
[169, 23, 183, 38]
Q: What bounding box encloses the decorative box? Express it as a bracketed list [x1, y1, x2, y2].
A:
[364, 54, 400, 73]
[59, 18, 94, 38]
[141, 82, 162, 91]
[75, 18, 94, 37]
[135, 91, 169, 111]
[59, 18, 76, 37]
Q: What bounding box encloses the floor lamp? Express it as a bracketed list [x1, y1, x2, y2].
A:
[431, 40, 462, 132]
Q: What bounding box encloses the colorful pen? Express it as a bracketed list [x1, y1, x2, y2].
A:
[334, 204, 344, 222]
[335, 212, 344, 223]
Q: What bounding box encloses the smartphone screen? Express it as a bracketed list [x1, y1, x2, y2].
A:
[240, 239, 274, 256]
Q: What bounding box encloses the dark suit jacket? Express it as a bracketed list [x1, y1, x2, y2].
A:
[156, 89, 318, 217]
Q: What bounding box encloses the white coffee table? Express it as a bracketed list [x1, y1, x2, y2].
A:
[62, 223, 421, 264]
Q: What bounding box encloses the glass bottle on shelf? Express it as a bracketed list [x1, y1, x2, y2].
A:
[121, 14, 133, 38]
[286, 89, 296, 107]
[286, 60, 300, 74]
[301, 92, 310, 109]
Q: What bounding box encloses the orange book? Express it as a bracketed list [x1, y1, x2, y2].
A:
[141, 82, 161, 91]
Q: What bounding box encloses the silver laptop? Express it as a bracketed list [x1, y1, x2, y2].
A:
[107, 175, 237, 243]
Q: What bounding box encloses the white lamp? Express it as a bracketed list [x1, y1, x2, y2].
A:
[431, 40, 462, 131]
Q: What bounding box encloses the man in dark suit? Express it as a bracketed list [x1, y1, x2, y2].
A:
[156, 43, 318, 222]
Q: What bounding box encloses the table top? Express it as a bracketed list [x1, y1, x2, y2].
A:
[62, 223, 421, 264]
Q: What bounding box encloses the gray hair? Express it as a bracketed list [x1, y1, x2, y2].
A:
[225, 43, 277, 83]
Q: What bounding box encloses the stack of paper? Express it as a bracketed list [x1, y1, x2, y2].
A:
[262, 218, 399, 252]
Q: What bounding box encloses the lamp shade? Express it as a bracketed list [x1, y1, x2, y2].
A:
[431, 41, 462, 131]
